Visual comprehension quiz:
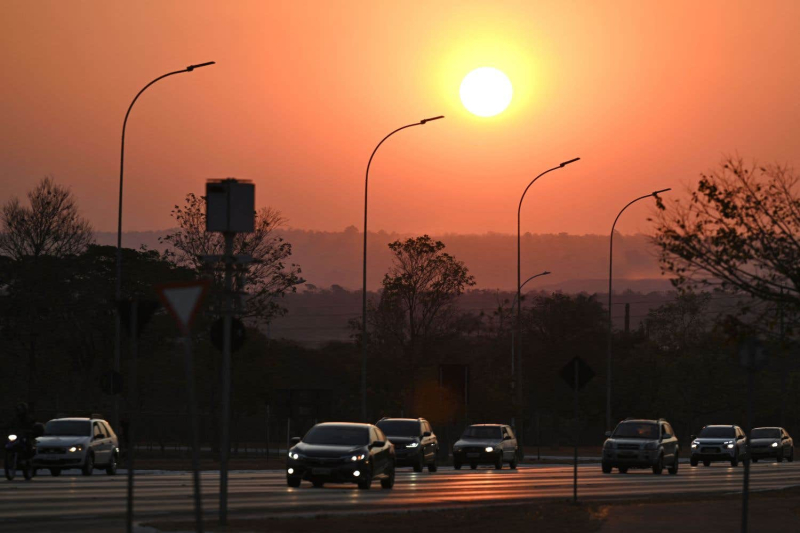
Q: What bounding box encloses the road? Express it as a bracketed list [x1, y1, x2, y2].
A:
[1, 462, 799, 531]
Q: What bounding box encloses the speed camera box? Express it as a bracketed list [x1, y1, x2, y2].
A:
[206, 179, 255, 233]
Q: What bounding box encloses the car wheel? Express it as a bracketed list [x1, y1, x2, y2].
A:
[22, 463, 34, 480]
[618, 467, 628, 474]
[413, 455, 424, 473]
[470, 463, 477, 470]
[106, 453, 118, 475]
[454, 461, 462, 470]
[50, 468, 61, 477]
[287, 477, 301, 488]
[690, 457, 698, 467]
[602, 462, 612, 474]
[703, 460, 710, 467]
[652, 454, 664, 475]
[495, 456, 503, 470]
[312, 480, 325, 488]
[381, 465, 395, 489]
[668, 453, 679, 475]
[4, 451, 17, 480]
[510, 456, 518, 470]
[731, 456, 738, 467]
[428, 456, 438, 473]
[788, 448, 794, 462]
[358, 474, 372, 490]
[81, 453, 94, 476]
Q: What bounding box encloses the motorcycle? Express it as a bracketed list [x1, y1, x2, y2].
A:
[5, 433, 36, 481]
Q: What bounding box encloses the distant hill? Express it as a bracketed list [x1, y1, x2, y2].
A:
[95, 227, 671, 292]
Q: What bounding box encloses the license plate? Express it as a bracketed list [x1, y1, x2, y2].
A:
[466, 453, 480, 458]
[311, 468, 331, 475]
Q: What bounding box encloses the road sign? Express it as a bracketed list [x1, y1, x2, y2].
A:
[211, 317, 246, 352]
[739, 337, 768, 371]
[560, 356, 595, 391]
[155, 280, 210, 335]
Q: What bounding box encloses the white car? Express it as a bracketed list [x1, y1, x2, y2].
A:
[33, 418, 119, 476]
[689, 425, 748, 467]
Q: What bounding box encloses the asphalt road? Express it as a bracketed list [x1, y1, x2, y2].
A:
[1, 462, 799, 532]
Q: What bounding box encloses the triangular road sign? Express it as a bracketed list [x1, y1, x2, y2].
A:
[155, 280, 210, 335]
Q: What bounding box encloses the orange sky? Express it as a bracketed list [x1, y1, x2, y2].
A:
[1, 1, 799, 236]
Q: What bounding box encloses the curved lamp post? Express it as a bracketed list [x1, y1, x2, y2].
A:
[361, 115, 444, 422]
[516, 158, 579, 422]
[510, 270, 550, 397]
[605, 188, 670, 431]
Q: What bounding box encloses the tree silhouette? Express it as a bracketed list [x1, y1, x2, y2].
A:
[0, 176, 93, 260]
[160, 193, 303, 323]
[652, 156, 800, 309]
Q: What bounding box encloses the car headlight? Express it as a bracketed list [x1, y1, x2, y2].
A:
[288, 451, 300, 460]
[691, 442, 698, 449]
[726, 443, 734, 449]
[7, 434, 16, 442]
[350, 454, 366, 462]
[485, 446, 494, 453]
[772, 442, 779, 448]
[406, 442, 420, 448]
[68, 445, 84, 453]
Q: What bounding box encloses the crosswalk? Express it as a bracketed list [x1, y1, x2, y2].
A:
[1, 462, 799, 531]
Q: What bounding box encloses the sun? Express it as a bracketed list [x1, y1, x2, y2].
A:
[460, 67, 513, 117]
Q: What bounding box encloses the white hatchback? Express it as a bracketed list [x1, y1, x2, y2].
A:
[33, 418, 119, 476]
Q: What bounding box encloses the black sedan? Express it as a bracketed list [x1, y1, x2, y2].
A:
[750, 427, 794, 463]
[286, 422, 395, 489]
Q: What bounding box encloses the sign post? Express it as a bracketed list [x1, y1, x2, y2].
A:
[156, 280, 209, 533]
[738, 338, 767, 533]
[560, 356, 595, 503]
[206, 178, 255, 526]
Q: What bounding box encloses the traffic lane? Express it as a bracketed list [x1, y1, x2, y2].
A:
[1, 463, 799, 528]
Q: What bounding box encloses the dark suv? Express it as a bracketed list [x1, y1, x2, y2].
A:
[286, 422, 395, 489]
[376, 418, 438, 472]
[602, 418, 680, 475]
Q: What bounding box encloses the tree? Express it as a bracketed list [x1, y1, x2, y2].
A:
[0, 176, 93, 259]
[160, 193, 303, 323]
[370, 235, 475, 411]
[652, 156, 800, 310]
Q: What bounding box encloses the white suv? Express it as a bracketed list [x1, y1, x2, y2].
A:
[33, 418, 119, 476]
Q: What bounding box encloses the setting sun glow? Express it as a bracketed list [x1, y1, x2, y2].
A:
[459, 67, 513, 117]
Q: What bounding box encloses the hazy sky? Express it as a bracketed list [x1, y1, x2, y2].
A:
[2, 1, 798, 235]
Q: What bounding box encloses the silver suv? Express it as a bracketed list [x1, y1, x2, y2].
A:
[690, 425, 747, 467]
[33, 418, 119, 476]
[602, 418, 680, 475]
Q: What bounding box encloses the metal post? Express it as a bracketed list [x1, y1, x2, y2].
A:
[219, 231, 234, 525]
[779, 292, 786, 428]
[573, 359, 579, 504]
[606, 188, 670, 431]
[126, 300, 137, 533]
[184, 334, 204, 533]
[741, 366, 754, 533]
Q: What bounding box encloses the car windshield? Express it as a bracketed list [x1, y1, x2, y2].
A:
[303, 425, 369, 446]
[44, 420, 91, 437]
[613, 422, 659, 439]
[751, 428, 781, 439]
[377, 420, 420, 437]
[698, 427, 735, 439]
[462, 426, 502, 439]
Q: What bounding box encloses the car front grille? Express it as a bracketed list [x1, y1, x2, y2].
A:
[461, 446, 487, 453]
[38, 447, 65, 454]
[617, 444, 639, 451]
[303, 457, 345, 465]
[701, 447, 721, 453]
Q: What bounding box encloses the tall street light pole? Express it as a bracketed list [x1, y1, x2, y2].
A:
[510, 270, 550, 411]
[516, 159, 579, 432]
[361, 115, 444, 422]
[114, 62, 215, 429]
[605, 188, 670, 431]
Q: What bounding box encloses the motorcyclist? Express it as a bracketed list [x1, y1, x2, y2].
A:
[9, 403, 38, 456]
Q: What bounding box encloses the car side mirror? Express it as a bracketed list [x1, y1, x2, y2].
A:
[369, 440, 385, 449]
[604, 431, 612, 438]
[96, 434, 105, 440]
[737, 435, 745, 440]
[290, 437, 301, 446]
[662, 433, 672, 440]
[782, 436, 789, 440]
[423, 431, 431, 437]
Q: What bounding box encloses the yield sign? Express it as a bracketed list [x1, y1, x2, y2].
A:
[155, 280, 210, 335]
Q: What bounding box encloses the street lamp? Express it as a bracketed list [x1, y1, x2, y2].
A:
[510, 270, 550, 400]
[361, 116, 444, 422]
[516, 159, 579, 426]
[605, 188, 670, 430]
[114, 61, 215, 429]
